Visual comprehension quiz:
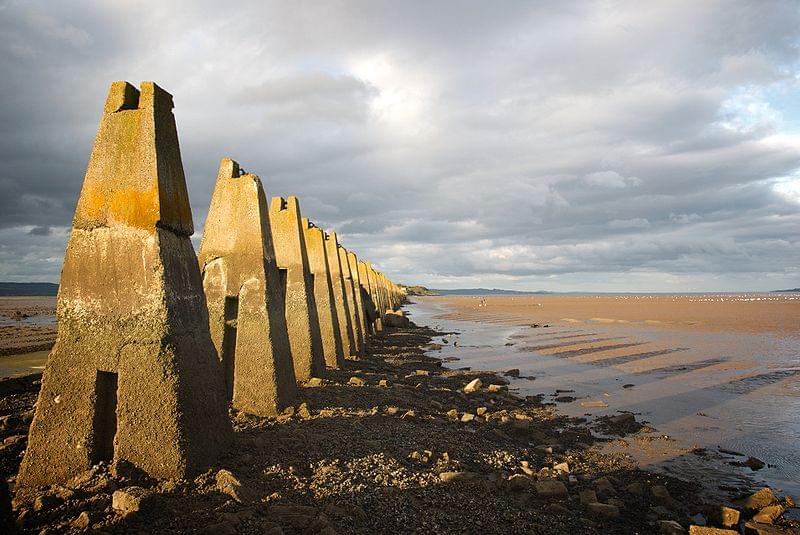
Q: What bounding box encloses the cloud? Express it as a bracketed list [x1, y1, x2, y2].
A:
[0, 0, 799, 291]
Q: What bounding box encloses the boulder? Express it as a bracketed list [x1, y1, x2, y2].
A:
[383, 310, 411, 328]
[743, 521, 790, 534]
[707, 505, 740, 529]
[464, 378, 482, 394]
[579, 490, 598, 505]
[507, 474, 533, 491]
[659, 520, 686, 534]
[741, 488, 779, 511]
[752, 505, 783, 524]
[112, 487, 153, 515]
[535, 480, 568, 499]
[586, 502, 620, 519]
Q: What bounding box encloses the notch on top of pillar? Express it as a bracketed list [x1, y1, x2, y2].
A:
[103, 81, 174, 114]
[217, 158, 242, 180]
[270, 196, 299, 213]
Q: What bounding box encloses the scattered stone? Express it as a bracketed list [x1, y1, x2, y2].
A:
[401, 410, 416, 419]
[297, 403, 311, 419]
[507, 474, 533, 490]
[461, 413, 475, 423]
[464, 378, 482, 393]
[415, 369, 429, 376]
[112, 487, 152, 515]
[504, 369, 520, 378]
[688, 527, 738, 535]
[707, 505, 740, 529]
[659, 520, 686, 534]
[535, 480, 568, 499]
[71, 511, 91, 529]
[386, 406, 400, 416]
[593, 477, 616, 496]
[752, 505, 784, 524]
[741, 488, 779, 511]
[535, 445, 554, 455]
[488, 384, 506, 393]
[439, 471, 482, 486]
[625, 480, 647, 496]
[652, 485, 672, 501]
[378, 379, 392, 387]
[586, 502, 620, 518]
[446, 409, 459, 419]
[609, 413, 636, 426]
[33, 494, 62, 512]
[215, 469, 250, 503]
[306, 377, 323, 387]
[745, 457, 766, 471]
[553, 462, 570, 474]
[579, 490, 598, 505]
[476, 407, 488, 416]
[348, 376, 365, 387]
[581, 400, 609, 408]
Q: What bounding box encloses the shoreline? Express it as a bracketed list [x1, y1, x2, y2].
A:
[0, 318, 797, 533]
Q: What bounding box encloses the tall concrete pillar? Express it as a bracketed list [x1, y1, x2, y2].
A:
[346, 250, 369, 348]
[357, 260, 377, 335]
[324, 232, 356, 358]
[302, 219, 344, 368]
[366, 263, 384, 332]
[17, 81, 231, 488]
[269, 197, 325, 381]
[198, 159, 297, 417]
[338, 245, 364, 354]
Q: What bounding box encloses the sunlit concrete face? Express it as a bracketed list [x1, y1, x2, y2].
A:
[346, 250, 369, 348]
[269, 196, 325, 381]
[338, 245, 363, 354]
[302, 218, 344, 367]
[198, 158, 297, 417]
[18, 82, 231, 488]
[324, 231, 355, 358]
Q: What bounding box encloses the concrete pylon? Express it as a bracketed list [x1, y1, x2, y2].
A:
[198, 158, 297, 417]
[302, 219, 344, 367]
[17, 81, 231, 488]
[269, 196, 325, 381]
[324, 231, 356, 358]
[346, 250, 369, 348]
[357, 260, 379, 334]
[338, 245, 364, 354]
[366, 263, 384, 332]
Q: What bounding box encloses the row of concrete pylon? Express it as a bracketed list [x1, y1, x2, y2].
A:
[16, 81, 405, 489]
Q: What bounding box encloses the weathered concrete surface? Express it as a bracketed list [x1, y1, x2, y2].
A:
[357, 260, 379, 334]
[346, 250, 369, 349]
[18, 81, 231, 488]
[269, 197, 325, 381]
[324, 232, 356, 358]
[338, 245, 364, 355]
[366, 263, 384, 332]
[198, 158, 297, 416]
[302, 219, 344, 368]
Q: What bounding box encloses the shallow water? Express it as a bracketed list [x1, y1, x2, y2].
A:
[0, 350, 48, 378]
[406, 297, 800, 498]
[0, 314, 56, 327]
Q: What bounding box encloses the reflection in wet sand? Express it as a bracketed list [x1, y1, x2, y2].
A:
[407, 294, 800, 498]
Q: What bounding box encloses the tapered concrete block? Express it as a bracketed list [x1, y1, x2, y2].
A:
[358, 260, 380, 333]
[17, 81, 231, 488]
[346, 250, 369, 348]
[324, 232, 356, 358]
[198, 159, 297, 416]
[338, 245, 364, 354]
[302, 219, 344, 367]
[269, 197, 325, 381]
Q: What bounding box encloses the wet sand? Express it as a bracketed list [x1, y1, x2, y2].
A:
[408, 294, 800, 498]
[0, 297, 56, 358]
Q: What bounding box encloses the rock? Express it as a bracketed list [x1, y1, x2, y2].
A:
[586, 502, 620, 518]
[535, 445, 554, 455]
[215, 469, 250, 503]
[535, 480, 568, 499]
[415, 369, 429, 376]
[306, 377, 323, 387]
[476, 407, 488, 416]
[743, 521, 790, 534]
[579, 490, 598, 505]
[383, 310, 411, 327]
[659, 520, 686, 534]
[593, 477, 616, 496]
[33, 494, 62, 512]
[688, 527, 739, 535]
[549, 503, 570, 515]
[439, 471, 482, 486]
[446, 409, 459, 419]
[200, 521, 237, 535]
[707, 505, 740, 529]
[553, 462, 570, 474]
[348, 376, 365, 386]
[625, 480, 647, 496]
[504, 369, 520, 378]
[461, 413, 475, 423]
[507, 474, 533, 491]
[487, 384, 507, 393]
[744, 457, 765, 471]
[385, 406, 400, 415]
[112, 487, 152, 515]
[401, 410, 416, 419]
[609, 413, 636, 426]
[464, 378, 482, 393]
[652, 485, 671, 501]
[378, 379, 392, 387]
[297, 403, 311, 419]
[71, 511, 91, 529]
[752, 505, 784, 524]
[742, 488, 779, 511]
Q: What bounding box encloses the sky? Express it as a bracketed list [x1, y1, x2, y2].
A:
[0, 0, 799, 292]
